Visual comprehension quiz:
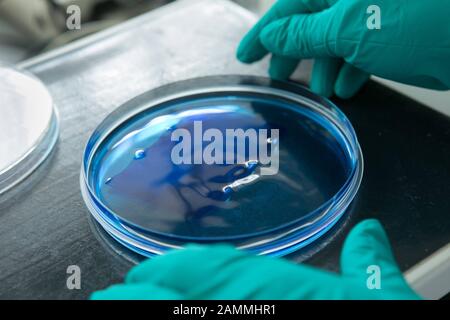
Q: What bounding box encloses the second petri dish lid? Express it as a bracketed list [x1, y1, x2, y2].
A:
[0, 66, 59, 195]
[81, 76, 363, 257]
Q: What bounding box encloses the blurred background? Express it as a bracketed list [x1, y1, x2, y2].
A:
[0, 0, 273, 64]
[0, 0, 447, 115]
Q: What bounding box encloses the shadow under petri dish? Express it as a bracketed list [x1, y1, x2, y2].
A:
[89, 95, 350, 239]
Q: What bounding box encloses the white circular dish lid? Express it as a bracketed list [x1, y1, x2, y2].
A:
[0, 66, 59, 195]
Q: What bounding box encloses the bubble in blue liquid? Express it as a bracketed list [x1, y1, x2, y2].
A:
[90, 96, 351, 239]
[134, 149, 146, 160]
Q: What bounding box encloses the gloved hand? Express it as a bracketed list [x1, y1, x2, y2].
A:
[91, 219, 420, 299]
[237, 0, 450, 98]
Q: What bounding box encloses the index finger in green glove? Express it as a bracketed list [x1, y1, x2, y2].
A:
[258, 8, 370, 97]
[237, 0, 368, 97]
[237, 0, 311, 62]
[237, 0, 338, 82]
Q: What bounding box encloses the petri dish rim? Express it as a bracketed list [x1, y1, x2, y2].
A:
[0, 67, 60, 196]
[80, 75, 363, 256]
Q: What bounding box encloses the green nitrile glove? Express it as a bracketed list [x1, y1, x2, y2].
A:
[91, 219, 421, 300]
[237, 0, 450, 98]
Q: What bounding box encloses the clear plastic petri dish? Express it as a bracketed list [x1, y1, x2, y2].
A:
[0, 66, 59, 196]
[81, 76, 363, 257]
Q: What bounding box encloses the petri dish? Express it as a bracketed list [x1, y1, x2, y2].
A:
[0, 66, 59, 195]
[81, 76, 363, 257]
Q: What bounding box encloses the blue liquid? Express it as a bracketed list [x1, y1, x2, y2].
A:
[90, 96, 350, 239]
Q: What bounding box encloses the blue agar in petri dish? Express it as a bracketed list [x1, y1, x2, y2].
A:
[81, 76, 363, 257]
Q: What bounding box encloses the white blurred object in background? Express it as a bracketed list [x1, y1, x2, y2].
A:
[0, 0, 63, 45]
[0, 66, 59, 195]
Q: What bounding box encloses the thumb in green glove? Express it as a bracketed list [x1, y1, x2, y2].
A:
[91, 219, 420, 300]
[237, 0, 450, 98]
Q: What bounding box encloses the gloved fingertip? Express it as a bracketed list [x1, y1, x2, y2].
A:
[269, 64, 287, 80]
[344, 219, 391, 252]
[236, 46, 254, 64]
[310, 58, 342, 98]
[348, 219, 387, 241]
[268, 70, 286, 81]
[340, 219, 398, 277]
[310, 85, 333, 98]
[310, 74, 334, 97]
[334, 83, 360, 99]
[334, 64, 370, 99]
[341, 219, 421, 299]
[268, 55, 299, 80]
[310, 76, 334, 97]
[236, 35, 267, 63]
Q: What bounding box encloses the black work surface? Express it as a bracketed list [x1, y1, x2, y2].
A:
[0, 0, 448, 299]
